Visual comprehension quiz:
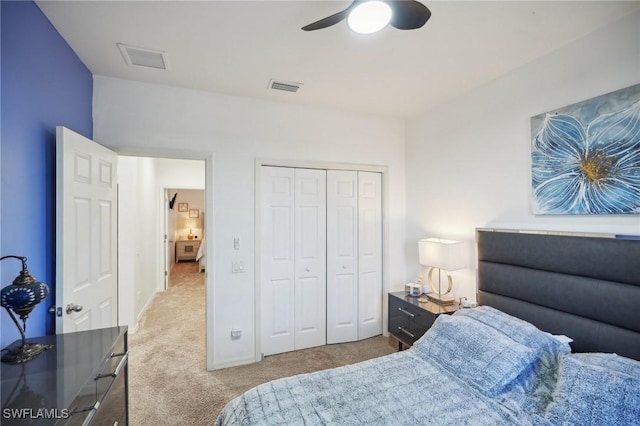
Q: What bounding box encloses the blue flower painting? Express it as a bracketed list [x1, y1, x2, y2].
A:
[531, 85, 640, 214]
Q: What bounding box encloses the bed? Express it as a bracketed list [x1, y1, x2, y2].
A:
[215, 229, 640, 425]
[197, 236, 206, 272]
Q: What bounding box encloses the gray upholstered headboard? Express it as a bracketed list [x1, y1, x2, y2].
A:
[477, 229, 640, 361]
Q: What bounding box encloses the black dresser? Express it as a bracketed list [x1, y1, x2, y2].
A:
[1, 326, 128, 425]
[388, 292, 459, 350]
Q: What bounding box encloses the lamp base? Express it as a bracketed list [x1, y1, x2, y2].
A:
[426, 294, 456, 306]
[1, 342, 52, 364]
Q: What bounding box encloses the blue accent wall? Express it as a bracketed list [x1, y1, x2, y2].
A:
[1, 1, 93, 348]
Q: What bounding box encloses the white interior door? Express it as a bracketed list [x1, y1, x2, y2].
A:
[358, 172, 382, 340]
[261, 166, 295, 356]
[55, 126, 118, 333]
[327, 170, 359, 344]
[294, 168, 326, 350]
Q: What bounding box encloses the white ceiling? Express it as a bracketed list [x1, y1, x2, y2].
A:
[36, 1, 639, 119]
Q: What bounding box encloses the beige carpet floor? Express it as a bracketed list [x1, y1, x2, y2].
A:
[128, 261, 395, 425]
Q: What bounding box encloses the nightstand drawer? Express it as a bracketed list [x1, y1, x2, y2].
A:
[175, 240, 201, 262]
[389, 295, 435, 345]
[388, 292, 459, 349]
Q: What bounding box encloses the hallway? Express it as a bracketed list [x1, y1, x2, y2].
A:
[127, 260, 215, 424]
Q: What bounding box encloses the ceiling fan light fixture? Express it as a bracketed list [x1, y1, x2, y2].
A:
[347, 1, 392, 34]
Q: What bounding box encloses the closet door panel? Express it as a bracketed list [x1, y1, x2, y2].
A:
[294, 169, 327, 350]
[261, 166, 295, 356]
[358, 172, 383, 339]
[327, 170, 359, 344]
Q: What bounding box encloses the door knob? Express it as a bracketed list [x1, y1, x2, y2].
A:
[66, 304, 83, 315]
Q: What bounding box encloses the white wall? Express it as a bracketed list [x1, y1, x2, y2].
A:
[93, 81, 406, 369]
[405, 11, 640, 301]
[156, 158, 206, 189]
[118, 156, 159, 331]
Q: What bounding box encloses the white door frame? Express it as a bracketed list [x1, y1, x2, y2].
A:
[113, 147, 215, 370]
[254, 158, 390, 362]
[162, 188, 171, 292]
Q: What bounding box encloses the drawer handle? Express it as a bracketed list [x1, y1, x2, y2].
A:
[69, 401, 100, 426]
[95, 353, 128, 380]
[397, 326, 415, 338]
[81, 402, 100, 426]
[397, 307, 415, 318]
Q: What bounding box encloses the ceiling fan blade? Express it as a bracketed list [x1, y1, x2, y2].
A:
[301, 1, 360, 31]
[389, 0, 431, 30]
[301, 9, 349, 31]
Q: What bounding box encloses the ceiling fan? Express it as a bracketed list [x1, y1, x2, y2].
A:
[301, 0, 431, 34]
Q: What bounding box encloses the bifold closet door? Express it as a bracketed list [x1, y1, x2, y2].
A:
[357, 171, 382, 340]
[293, 168, 327, 351]
[327, 170, 382, 344]
[327, 170, 360, 344]
[261, 166, 326, 356]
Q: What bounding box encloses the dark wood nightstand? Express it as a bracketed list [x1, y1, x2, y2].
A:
[388, 291, 460, 350]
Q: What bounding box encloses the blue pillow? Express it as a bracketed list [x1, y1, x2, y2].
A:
[544, 354, 640, 425]
[412, 314, 536, 397]
[454, 306, 570, 359]
[452, 306, 572, 412]
[571, 352, 640, 378]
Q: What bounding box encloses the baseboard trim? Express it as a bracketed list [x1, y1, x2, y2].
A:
[129, 291, 158, 334]
[211, 355, 257, 371]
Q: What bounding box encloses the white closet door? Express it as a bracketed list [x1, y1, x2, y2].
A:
[261, 166, 295, 356]
[294, 169, 327, 350]
[358, 172, 382, 340]
[327, 170, 359, 344]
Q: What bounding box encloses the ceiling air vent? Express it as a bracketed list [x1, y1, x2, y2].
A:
[117, 43, 168, 70]
[268, 79, 303, 93]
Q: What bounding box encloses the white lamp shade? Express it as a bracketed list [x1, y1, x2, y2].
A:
[419, 238, 468, 271]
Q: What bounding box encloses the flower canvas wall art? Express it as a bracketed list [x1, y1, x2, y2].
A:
[531, 84, 640, 214]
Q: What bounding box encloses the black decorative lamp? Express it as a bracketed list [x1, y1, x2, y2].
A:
[1, 255, 51, 364]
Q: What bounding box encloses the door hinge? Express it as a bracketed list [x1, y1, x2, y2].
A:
[48, 306, 63, 317]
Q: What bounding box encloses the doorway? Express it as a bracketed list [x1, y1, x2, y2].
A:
[117, 156, 206, 333]
[165, 188, 206, 289]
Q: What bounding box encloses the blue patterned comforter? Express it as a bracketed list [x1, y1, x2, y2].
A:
[215, 307, 640, 426]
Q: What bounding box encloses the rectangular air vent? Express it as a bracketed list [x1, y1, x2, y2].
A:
[117, 43, 168, 70]
[268, 79, 303, 93]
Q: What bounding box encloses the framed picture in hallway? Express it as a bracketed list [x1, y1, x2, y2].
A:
[189, 209, 199, 218]
[178, 203, 188, 212]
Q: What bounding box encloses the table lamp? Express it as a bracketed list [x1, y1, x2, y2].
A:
[419, 238, 468, 305]
[1, 256, 51, 364]
[185, 219, 195, 240]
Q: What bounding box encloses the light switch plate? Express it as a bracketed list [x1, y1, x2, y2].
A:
[232, 261, 244, 273]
